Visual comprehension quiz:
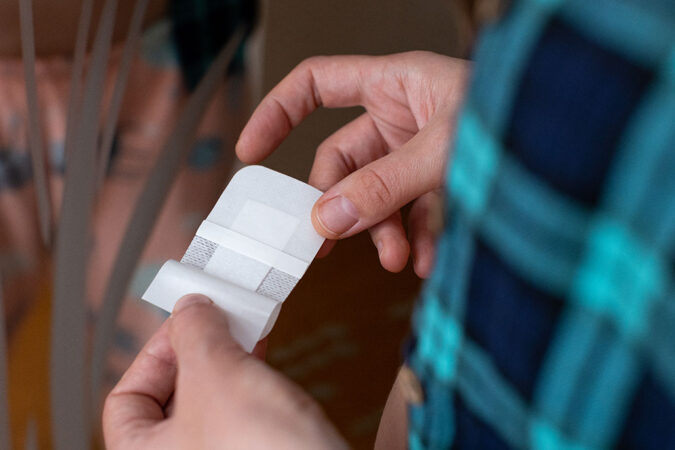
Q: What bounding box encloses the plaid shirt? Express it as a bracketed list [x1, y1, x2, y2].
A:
[407, 1, 675, 449]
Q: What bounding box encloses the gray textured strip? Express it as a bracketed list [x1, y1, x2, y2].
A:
[256, 268, 299, 302]
[96, 0, 150, 185]
[19, 0, 52, 246]
[0, 277, 11, 450]
[24, 419, 37, 450]
[90, 28, 245, 415]
[62, 0, 93, 163]
[51, 0, 118, 448]
[182, 235, 218, 269]
[183, 234, 300, 302]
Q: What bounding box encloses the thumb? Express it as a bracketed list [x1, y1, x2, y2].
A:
[311, 114, 450, 239]
[168, 294, 248, 373]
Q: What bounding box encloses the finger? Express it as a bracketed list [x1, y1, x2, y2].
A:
[368, 211, 410, 273]
[168, 294, 250, 377]
[103, 320, 177, 447]
[408, 191, 442, 278]
[164, 393, 175, 418]
[316, 239, 336, 259]
[375, 366, 409, 450]
[308, 113, 388, 192]
[252, 338, 268, 360]
[309, 113, 387, 261]
[236, 55, 378, 163]
[311, 112, 451, 240]
[168, 299, 349, 449]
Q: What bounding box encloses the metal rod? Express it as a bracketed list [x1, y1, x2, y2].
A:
[0, 275, 11, 450]
[63, 0, 94, 163]
[96, 0, 150, 187]
[19, 0, 53, 247]
[50, 0, 118, 448]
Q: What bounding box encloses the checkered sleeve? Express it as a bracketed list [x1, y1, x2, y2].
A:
[407, 0, 675, 449]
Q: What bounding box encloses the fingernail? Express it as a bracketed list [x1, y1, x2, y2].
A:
[317, 195, 359, 236]
[173, 294, 212, 314]
[376, 240, 384, 257]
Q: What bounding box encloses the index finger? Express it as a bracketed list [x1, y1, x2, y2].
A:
[236, 54, 376, 164]
[103, 321, 176, 447]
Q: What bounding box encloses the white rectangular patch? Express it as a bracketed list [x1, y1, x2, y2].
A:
[196, 220, 309, 278]
[204, 246, 271, 292]
[141, 166, 325, 352]
[231, 199, 300, 250]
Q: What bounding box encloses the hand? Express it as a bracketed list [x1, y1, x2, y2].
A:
[236, 51, 469, 277]
[103, 295, 348, 450]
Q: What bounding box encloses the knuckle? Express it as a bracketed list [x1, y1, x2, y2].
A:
[294, 57, 325, 109]
[205, 336, 247, 366]
[101, 393, 114, 422]
[315, 142, 356, 175]
[405, 50, 432, 59]
[281, 384, 325, 420]
[231, 362, 274, 395]
[398, 50, 434, 65]
[314, 140, 333, 160]
[102, 394, 136, 449]
[358, 167, 394, 206]
[297, 55, 324, 72]
[297, 394, 323, 417]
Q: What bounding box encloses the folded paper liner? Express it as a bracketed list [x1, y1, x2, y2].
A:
[142, 165, 325, 351]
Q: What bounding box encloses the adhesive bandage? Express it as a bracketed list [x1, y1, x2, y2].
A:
[142, 165, 325, 351]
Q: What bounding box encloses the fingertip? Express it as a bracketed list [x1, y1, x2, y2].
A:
[413, 253, 433, 279]
[311, 200, 342, 239]
[168, 295, 227, 352]
[316, 239, 336, 258]
[411, 234, 435, 278]
[168, 298, 241, 370]
[172, 293, 212, 315]
[234, 136, 259, 164]
[408, 191, 442, 279]
[378, 237, 410, 273]
[311, 203, 329, 238]
[234, 138, 246, 161]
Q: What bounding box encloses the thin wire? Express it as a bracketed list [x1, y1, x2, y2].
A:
[62, 0, 94, 163]
[24, 418, 37, 450]
[0, 275, 11, 450]
[90, 27, 245, 414]
[96, 0, 150, 187]
[50, 0, 118, 449]
[19, 0, 52, 247]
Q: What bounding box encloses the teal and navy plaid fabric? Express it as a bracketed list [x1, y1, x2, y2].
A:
[407, 0, 675, 448]
[170, 0, 256, 89]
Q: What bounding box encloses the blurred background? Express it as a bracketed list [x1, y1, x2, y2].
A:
[0, 0, 476, 448]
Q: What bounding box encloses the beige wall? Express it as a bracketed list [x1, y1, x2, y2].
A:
[256, 0, 465, 178]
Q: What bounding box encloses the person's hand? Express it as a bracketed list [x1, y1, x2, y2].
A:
[236, 51, 469, 277]
[103, 294, 348, 450]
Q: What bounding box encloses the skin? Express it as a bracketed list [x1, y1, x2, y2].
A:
[374, 368, 409, 450]
[103, 51, 470, 448]
[103, 294, 348, 450]
[237, 51, 469, 277]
